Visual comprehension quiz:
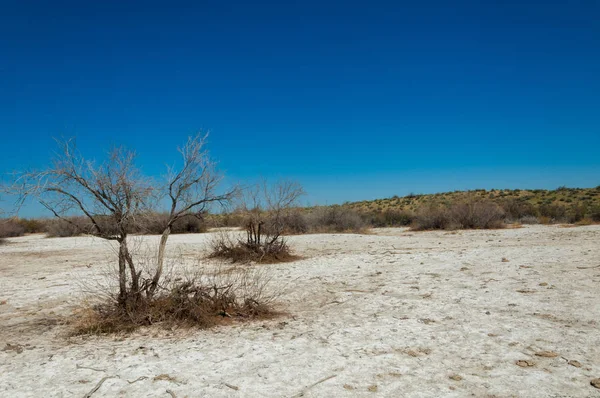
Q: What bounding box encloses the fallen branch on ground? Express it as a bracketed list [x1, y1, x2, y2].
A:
[83, 375, 118, 398]
[290, 374, 337, 398]
[76, 364, 107, 372]
[127, 376, 148, 384]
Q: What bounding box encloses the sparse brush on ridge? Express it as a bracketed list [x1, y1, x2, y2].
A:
[344, 187, 600, 227]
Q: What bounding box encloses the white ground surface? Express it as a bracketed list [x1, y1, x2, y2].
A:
[1, 225, 599, 397]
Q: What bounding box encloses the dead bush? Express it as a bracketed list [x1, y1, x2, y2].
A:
[209, 180, 304, 263]
[590, 206, 600, 222]
[72, 264, 278, 335]
[45, 217, 91, 237]
[412, 201, 505, 230]
[280, 210, 309, 234]
[139, 212, 207, 235]
[499, 198, 537, 220]
[450, 201, 505, 229]
[367, 209, 414, 227]
[14, 218, 47, 234]
[171, 214, 207, 234]
[304, 205, 367, 233]
[208, 229, 298, 263]
[518, 215, 539, 224]
[206, 211, 246, 228]
[0, 219, 26, 238]
[566, 205, 587, 224]
[411, 206, 454, 230]
[538, 204, 568, 223]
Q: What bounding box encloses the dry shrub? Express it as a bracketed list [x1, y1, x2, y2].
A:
[45, 217, 91, 237]
[0, 219, 26, 238]
[44, 212, 208, 237]
[412, 206, 454, 230]
[367, 208, 414, 227]
[206, 212, 246, 228]
[538, 204, 568, 223]
[14, 218, 47, 234]
[499, 198, 537, 221]
[171, 215, 207, 234]
[450, 201, 505, 229]
[412, 201, 505, 230]
[208, 229, 298, 263]
[138, 212, 207, 235]
[590, 206, 600, 222]
[72, 264, 278, 335]
[518, 215, 539, 225]
[575, 218, 594, 226]
[566, 205, 587, 224]
[304, 205, 367, 233]
[280, 210, 309, 234]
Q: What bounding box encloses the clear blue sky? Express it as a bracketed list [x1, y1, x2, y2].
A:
[1, 1, 599, 216]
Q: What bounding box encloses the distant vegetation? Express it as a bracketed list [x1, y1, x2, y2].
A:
[204, 186, 600, 232]
[0, 212, 207, 239]
[2, 186, 599, 239]
[345, 186, 600, 229]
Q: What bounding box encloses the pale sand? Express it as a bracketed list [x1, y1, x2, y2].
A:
[1, 225, 599, 397]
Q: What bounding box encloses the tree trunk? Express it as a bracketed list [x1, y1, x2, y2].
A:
[117, 240, 128, 306]
[122, 238, 140, 299]
[148, 225, 171, 297]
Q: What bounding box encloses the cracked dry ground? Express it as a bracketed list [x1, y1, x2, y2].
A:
[1, 225, 599, 397]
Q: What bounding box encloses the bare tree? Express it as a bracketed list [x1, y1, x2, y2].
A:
[148, 133, 237, 297]
[12, 139, 151, 306]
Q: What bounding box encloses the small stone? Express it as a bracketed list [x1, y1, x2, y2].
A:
[568, 360, 582, 368]
[502, 257, 509, 262]
[516, 360, 535, 367]
[591, 379, 600, 389]
[535, 351, 558, 358]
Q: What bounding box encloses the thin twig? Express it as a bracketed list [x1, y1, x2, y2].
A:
[127, 376, 148, 384]
[290, 374, 337, 398]
[166, 389, 176, 398]
[224, 383, 240, 391]
[82, 375, 117, 398]
[76, 364, 107, 372]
